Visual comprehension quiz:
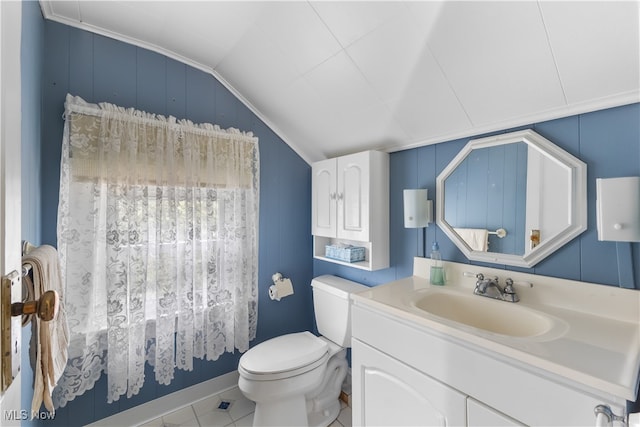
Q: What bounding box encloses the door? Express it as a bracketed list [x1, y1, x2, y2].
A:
[312, 158, 337, 237]
[352, 339, 466, 426]
[337, 152, 369, 242]
[0, 1, 23, 424]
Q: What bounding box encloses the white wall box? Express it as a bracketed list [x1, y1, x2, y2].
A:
[596, 176, 640, 242]
[311, 150, 389, 270]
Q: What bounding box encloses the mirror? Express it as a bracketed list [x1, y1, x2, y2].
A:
[436, 129, 587, 268]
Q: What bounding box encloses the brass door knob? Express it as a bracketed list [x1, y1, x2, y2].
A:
[11, 290, 59, 322]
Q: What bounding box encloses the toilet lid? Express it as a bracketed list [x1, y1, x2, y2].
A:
[240, 331, 328, 374]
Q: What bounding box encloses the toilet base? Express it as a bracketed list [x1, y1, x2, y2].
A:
[253, 394, 309, 426]
[305, 348, 348, 427]
[307, 398, 341, 427]
[241, 348, 349, 427]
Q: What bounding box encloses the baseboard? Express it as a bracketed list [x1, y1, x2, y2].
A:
[86, 371, 240, 427]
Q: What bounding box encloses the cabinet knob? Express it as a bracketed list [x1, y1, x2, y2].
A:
[330, 193, 336, 200]
[337, 193, 344, 200]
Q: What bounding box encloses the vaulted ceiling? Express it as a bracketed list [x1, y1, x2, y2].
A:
[40, 1, 640, 163]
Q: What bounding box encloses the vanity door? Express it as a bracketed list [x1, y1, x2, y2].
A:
[467, 398, 525, 426]
[352, 339, 466, 426]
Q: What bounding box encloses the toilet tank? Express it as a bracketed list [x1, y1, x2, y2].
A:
[311, 275, 369, 347]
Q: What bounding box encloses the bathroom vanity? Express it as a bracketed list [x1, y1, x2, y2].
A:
[350, 258, 639, 426]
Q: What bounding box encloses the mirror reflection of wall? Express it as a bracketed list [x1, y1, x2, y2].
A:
[525, 145, 571, 254]
[444, 142, 527, 255]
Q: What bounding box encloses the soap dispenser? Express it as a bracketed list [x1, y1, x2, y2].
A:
[430, 242, 445, 286]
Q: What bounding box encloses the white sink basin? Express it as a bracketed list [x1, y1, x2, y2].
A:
[411, 290, 554, 338]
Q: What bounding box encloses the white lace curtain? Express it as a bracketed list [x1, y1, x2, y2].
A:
[54, 94, 259, 406]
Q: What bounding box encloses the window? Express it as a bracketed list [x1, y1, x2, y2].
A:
[54, 94, 259, 406]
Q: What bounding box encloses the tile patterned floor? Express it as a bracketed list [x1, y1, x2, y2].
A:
[138, 386, 352, 427]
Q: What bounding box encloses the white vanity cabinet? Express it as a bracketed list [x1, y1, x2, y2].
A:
[311, 150, 389, 270]
[352, 339, 466, 426]
[351, 302, 627, 427]
[467, 399, 525, 426]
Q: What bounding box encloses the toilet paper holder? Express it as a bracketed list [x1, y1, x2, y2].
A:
[269, 272, 294, 301]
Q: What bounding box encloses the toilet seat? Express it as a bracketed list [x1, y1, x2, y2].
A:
[239, 332, 329, 381]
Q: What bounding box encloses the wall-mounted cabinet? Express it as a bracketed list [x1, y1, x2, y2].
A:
[311, 150, 389, 271]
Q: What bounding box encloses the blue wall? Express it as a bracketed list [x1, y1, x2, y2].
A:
[31, 17, 314, 426]
[444, 142, 527, 255]
[21, 1, 44, 425]
[315, 104, 640, 289]
[21, 0, 42, 245]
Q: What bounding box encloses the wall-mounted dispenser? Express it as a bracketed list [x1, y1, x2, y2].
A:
[596, 177, 640, 242]
[403, 189, 432, 228]
[403, 189, 433, 258]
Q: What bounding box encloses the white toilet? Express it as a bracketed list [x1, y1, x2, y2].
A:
[238, 275, 368, 427]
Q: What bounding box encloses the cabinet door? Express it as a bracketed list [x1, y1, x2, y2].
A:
[312, 158, 337, 237]
[467, 398, 525, 426]
[337, 152, 370, 241]
[352, 339, 466, 427]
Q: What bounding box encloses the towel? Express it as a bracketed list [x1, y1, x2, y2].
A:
[454, 228, 489, 252]
[22, 245, 69, 417]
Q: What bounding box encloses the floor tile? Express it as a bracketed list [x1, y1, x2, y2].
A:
[137, 377, 353, 427]
[214, 387, 255, 422]
[228, 396, 255, 421]
[192, 396, 220, 417]
[163, 406, 198, 425]
[180, 417, 200, 427]
[337, 406, 352, 427]
[196, 409, 234, 427]
[233, 412, 254, 427]
[139, 416, 164, 427]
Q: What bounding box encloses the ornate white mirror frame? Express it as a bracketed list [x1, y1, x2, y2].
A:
[436, 129, 587, 268]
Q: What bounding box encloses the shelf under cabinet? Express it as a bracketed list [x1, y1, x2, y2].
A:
[313, 236, 387, 271]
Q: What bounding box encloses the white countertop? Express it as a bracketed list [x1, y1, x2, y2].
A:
[351, 258, 640, 401]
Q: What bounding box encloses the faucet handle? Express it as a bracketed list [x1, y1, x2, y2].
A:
[464, 272, 486, 281]
[501, 278, 521, 302]
[503, 278, 516, 294]
[463, 271, 481, 279]
[505, 278, 533, 289]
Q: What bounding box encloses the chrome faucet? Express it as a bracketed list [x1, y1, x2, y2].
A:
[472, 274, 520, 303]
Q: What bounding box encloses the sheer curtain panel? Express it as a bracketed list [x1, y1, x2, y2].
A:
[55, 94, 259, 406]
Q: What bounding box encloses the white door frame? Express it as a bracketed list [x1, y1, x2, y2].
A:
[0, 1, 23, 424]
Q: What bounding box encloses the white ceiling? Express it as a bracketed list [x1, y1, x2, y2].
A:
[40, 1, 640, 163]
